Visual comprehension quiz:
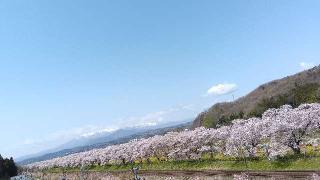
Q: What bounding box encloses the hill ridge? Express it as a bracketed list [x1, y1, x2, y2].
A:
[192, 65, 320, 128]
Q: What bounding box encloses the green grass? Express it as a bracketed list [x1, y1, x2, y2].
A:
[46, 155, 320, 173]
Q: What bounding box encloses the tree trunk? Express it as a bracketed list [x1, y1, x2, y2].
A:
[292, 147, 301, 154]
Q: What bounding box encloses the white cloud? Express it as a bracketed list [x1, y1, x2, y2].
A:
[81, 128, 117, 138]
[206, 83, 237, 96]
[17, 104, 197, 158]
[22, 125, 113, 147]
[23, 139, 37, 145]
[118, 104, 197, 128]
[300, 62, 315, 70]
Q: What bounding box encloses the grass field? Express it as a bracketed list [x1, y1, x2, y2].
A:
[46, 155, 320, 173]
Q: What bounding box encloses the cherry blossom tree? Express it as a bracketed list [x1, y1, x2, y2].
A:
[26, 103, 320, 169]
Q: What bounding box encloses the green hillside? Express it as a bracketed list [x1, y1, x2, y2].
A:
[193, 66, 320, 128]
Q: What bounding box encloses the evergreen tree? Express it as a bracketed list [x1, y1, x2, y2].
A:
[0, 155, 4, 178]
[8, 157, 18, 177]
[0, 154, 18, 178]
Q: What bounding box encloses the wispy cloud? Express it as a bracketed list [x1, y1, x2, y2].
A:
[19, 104, 197, 157]
[118, 104, 197, 127]
[22, 125, 116, 147]
[18, 124, 120, 157]
[80, 128, 117, 138]
[206, 83, 237, 96]
[300, 62, 315, 70]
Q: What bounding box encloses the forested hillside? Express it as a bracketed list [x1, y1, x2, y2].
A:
[193, 65, 320, 128]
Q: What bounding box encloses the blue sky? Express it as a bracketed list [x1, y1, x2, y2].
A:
[0, 0, 319, 158]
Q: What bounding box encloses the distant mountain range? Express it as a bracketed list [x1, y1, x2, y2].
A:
[18, 120, 192, 165]
[193, 65, 320, 128]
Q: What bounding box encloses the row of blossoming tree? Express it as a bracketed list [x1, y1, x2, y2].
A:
[27, 103, 320, 169]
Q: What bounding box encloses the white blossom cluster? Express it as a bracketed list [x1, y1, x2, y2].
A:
[27, 103, 320, 169]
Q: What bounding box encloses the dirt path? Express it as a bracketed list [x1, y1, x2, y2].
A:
[30, 170, 320, 179]
[105, 170, 318, 179]
[139, 170, 317, 175]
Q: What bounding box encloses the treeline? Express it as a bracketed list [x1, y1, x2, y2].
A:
[27, 103, 320, 169]
[0, 155, 18, 178]
[215, 83, 320, 127]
